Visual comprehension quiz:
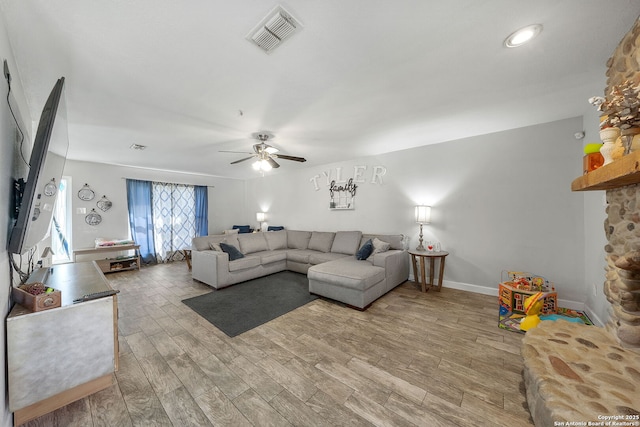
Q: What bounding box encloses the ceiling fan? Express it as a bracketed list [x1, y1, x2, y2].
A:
[220, 134, 306, 171]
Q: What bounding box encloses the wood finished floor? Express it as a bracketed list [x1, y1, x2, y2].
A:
[22, 262, 533, 427]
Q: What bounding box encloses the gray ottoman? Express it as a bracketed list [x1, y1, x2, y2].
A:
[307, 257, 386, 310]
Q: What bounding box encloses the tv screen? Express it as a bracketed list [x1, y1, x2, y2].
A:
[7, 77, 68, 254]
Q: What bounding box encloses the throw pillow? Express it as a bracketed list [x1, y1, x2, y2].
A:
[368, 237, 391, 260]
[209, 242, 222, 252]
[224, 229, 239, 235]
[267, 226, 285, 231]
[356, 239, 374, 260]
[220, 242, 244, 261]
[232, 225, 252, 234]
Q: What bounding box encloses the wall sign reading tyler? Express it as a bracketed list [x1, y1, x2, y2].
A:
[309, 165, 387, 191]
[309, 165, 387, 210]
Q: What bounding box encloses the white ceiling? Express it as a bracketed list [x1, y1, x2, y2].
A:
[1, 1, 639, 179]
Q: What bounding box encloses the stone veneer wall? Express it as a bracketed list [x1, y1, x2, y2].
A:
[522, 321, 640, 426]
[601, 17, 640, 350]
[605, 17, 640, 93]
[518, 17, 640, 427]
[604, 186, 640, 348]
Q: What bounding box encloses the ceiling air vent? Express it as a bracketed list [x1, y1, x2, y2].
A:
[247, 5, 302, 53]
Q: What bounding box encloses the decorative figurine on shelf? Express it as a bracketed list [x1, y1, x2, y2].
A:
[520, 292, 545, 332]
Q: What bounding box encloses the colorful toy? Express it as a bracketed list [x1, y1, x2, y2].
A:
[499, 282, 557, 316]
[498, 271, 560, 333]
[540, 314, 585, 324]
[520, 292, 545, 331]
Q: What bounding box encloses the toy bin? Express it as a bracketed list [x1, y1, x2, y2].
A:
[498, 271, 557, 333]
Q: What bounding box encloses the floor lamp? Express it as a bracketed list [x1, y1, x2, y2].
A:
[414, 205, 431, 251]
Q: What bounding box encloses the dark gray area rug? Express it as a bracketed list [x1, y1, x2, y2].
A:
[182, 271, 318, 337]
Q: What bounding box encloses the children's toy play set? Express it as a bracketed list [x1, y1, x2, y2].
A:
[498, 271, 592, 333]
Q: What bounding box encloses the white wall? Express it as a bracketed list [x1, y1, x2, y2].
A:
[581, 102, 610, 326]
[0, 17, 32, 427]
[245, 117, 589, 306]
[62, 160, 246, 252]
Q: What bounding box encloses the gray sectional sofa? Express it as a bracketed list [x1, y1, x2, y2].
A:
[191, 230, 409, 309]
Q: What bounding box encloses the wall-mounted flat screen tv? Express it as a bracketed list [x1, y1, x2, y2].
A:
[7, 77, 68, 254]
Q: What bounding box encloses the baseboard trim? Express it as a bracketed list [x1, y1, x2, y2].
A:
[583, 306, 605, 327]
[437, 278, 587, 313]
[441, 279, 496, 296]
[407, 274, 606, 327]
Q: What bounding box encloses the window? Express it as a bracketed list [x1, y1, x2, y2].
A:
[126, 179, 207, 264]
[51, 176, 71, 264]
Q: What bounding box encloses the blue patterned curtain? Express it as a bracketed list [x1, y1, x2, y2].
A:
[126, 180, 208, 264]
[125, 179, 157, 264]
[152, 182, 198, 262]
[194, 185, 208, 237]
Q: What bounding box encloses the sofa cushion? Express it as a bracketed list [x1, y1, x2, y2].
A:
[361, 234, 404, 250]
[356, 239, 374, 260]
[287, 249, 312, 264]
[264, 230, 287, 250]
[209, 241, 222, 252]
[308, 232, 335, 253]
[223, 234, 239, 248]
[258, 250, 288, 264]
[309, 252, 349, 265]
[308, 258, 385, 291]
[228, 255, 261, 272]
[287, 230, 312, 249]
[331, 231, 362, 255]
[220, 242, 244, 261]
[238, 233, 268, 254]
[192, 234, 225, 251]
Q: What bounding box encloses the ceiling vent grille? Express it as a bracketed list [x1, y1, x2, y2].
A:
[247, 6, 302, 53]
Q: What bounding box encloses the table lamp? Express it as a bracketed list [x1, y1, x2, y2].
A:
[414, 205, 431, 250]
[256, 212, 266, 232]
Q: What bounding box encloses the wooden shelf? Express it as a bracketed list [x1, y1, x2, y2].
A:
[572, 150, 640, 191]
[96, 257, 140, 274]
[74, 244, 140, 274]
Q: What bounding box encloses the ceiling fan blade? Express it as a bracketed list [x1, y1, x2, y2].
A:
[273, 154, 307, 162]
[220, 150, 253, 154]
[231, 156, 255, 164]
[267, 157, 280, 168]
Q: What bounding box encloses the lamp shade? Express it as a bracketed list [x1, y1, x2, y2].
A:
[415, 205, 431, 224]
[256, 212, 266, 222]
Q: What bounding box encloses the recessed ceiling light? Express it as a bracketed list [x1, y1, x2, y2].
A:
[504, 24, 543, 48]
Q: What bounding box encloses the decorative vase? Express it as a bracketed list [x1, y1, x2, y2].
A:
[599, 127, 623, 165]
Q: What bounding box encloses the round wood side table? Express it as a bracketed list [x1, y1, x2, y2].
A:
[408, 249, 449, 292]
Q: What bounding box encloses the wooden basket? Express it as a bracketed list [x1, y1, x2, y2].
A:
[12, 285, 61, 312]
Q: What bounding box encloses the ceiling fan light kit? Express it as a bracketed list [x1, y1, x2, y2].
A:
[221, 133, 306, 173]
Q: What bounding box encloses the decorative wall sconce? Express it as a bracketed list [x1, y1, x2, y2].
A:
[414, 205, 431, 251]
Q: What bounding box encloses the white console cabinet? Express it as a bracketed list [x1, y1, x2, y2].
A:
[6, 261, 118, 426]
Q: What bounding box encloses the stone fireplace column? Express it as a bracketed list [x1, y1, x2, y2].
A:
[604, 184, 640, 349]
